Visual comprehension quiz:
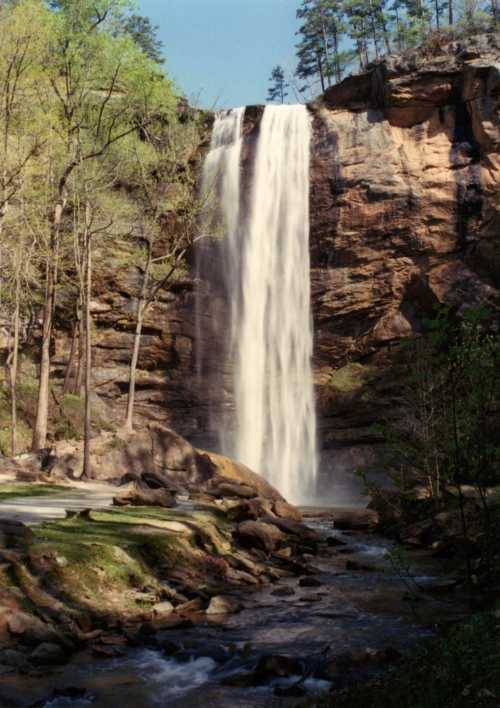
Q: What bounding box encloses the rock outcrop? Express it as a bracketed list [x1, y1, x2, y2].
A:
[308, 34, 500, 484]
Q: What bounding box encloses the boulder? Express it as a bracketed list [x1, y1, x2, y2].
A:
[152, 601, 174, 619]
[113, 487, 176, 508]
[273, 500, 302, 522]
[30, 642, 66, 666]
[206, 595, 241, 615]
[203, 452, 284, 501]
[234, 520, 285, 554]
[331, 507, 379, 530]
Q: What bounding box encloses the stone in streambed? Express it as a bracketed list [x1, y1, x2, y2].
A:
[299, 576, 322, 587]
[331, 508, 379, 531]
[206, 595, 241, 615]
[30, 642, 66, 666]
[152, 601, 175, 618]
[271, 586, 295, 597]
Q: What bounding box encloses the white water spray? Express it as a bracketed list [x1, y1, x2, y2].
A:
[233, 105, 317, 503]
[200, 104, 318, 504]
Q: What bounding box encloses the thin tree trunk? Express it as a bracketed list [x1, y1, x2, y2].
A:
[32, 155, 78, 450]
[63, 296, 82, 394]
[449, 0, 453, 24]
[319, 13, 332, 86]
[332, 30, 341, 83]
[9, 270, 21, 457]
[76, 297, 85, 395]
[316, 54, 326, 93]
[32, 260, 54, 450]
[125, 242, 152, 433]
[491, 0, 498, 22]
[82, 204, 93, 479]
[435, 0, 441, 28]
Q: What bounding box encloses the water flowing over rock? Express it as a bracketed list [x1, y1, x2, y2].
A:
[200, 105, 318, 504]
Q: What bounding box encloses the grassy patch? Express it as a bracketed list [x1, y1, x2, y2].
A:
[0, 483, 68, 502]
[31, 513, 188, 611]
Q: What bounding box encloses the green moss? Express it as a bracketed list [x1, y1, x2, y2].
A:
[328, 362, 374, 394]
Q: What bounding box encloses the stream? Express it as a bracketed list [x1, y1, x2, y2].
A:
[0, 513, 465, 708]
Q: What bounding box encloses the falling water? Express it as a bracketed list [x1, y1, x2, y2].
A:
[233, 105, 317, 504]
[200, 104, 317, 504]
[196, 108, 244, 390]
[200, 107, 244, 266]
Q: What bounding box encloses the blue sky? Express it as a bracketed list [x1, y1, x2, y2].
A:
[137, 0, 299, 109]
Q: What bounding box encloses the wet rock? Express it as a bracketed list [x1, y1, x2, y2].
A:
[92, 643, 126, 658]
[326, 535, 347, 547]
[345, 560, 377, 572]
[30, 642, 66, 666]
[0, 648, 28, 669]
[176, 598, 204, 614]
[261, 515, 321, 542]
[234, 520, 285, 554]
[271, 586, 295, 597]
[161, 639, 182, 655]
[299, 593, 324, 602]
[331, 508, 379, 531]
[299, 576, 322, 587]
[254, 653, 303, 680]
[206, 595, 241, 615]
[274, 683, 307, 698]
[152, 601, 175, 618]
[6, 611, 57, 644]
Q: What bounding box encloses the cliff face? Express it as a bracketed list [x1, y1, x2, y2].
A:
[308, 34, 500, 483]
[39, 37, 500, 489]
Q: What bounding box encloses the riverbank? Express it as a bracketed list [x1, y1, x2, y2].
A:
[0, 487, 469, 707]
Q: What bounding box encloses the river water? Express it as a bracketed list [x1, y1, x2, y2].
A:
[0, 517, 464, 708]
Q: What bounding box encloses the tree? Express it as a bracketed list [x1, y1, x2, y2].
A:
[378, 307, 500, 591]
[267, 65, 289, 103]
[121, 116, 208, 433]
[121, 14, 164, 64]
[30, 0, 175, 451]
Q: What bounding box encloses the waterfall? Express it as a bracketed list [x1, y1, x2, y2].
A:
[200, 104, 317, 504]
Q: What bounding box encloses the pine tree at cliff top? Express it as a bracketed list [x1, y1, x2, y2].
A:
[267, 65, 289, 103]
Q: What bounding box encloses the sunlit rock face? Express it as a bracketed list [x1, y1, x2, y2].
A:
[50, 36, 500, 497]
[304, 35, 500, 494]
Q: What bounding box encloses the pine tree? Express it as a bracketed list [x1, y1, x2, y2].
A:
[267, 65, 289, 103]
[295, 0, 349, 94]
[121, 14, 165, 64]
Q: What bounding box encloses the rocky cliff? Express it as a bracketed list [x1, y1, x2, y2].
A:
[5, 36, 499, 495]
[309, 34, 500, 489]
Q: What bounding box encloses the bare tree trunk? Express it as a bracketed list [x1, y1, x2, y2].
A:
[9, 271, 21, 457]
[449, 0, 453, 24]
[82, 205, 93, 479]
[32, 200, 63, 451]
[435, 0, 441, 28]
[125, 242, 152, 433]
[63, 296, 82, 394]
[316, 54, 326, 93]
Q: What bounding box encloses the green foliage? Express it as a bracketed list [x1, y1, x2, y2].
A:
[267, 65, 290, 103]
[381, 306, 500, 498]
[310, 614, 500, 707]
[120, 13, 165, 64]
[293, 0, 500, 97]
